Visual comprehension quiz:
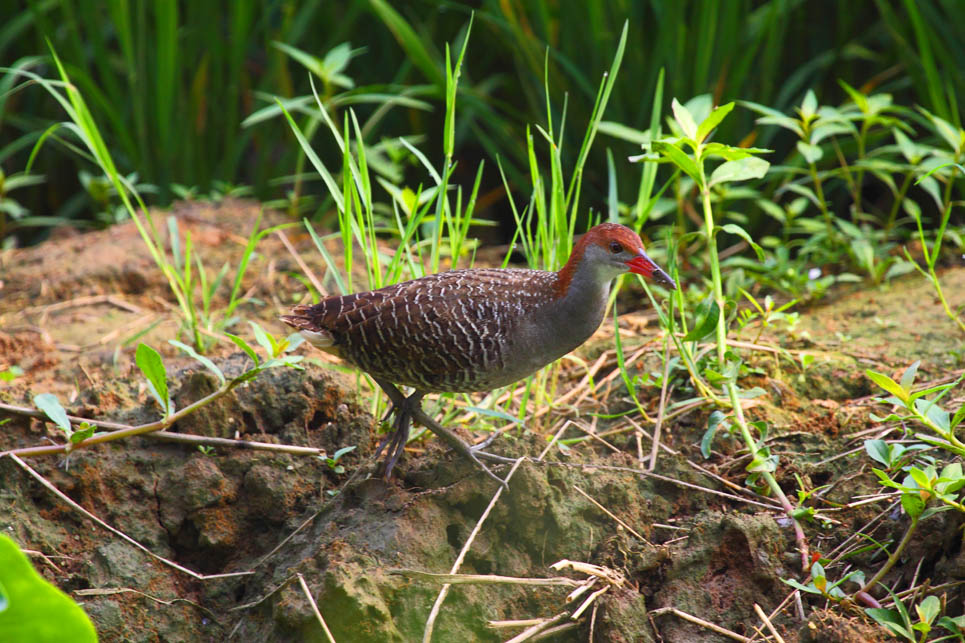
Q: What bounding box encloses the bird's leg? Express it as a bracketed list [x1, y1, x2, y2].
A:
[372, 378, 511, 490]
[372, 382, 416, 480]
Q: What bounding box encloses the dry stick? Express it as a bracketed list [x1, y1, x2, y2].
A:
[276, 229, 328, 297]
[392, 571, 580, 588]
[649, 606, 752, 642]
[552, 462, 783, 512]
[21, 293, 144, 317]
[297, 573, 337, 643]
[148, 431, 324, 456]
[529, 622, 579, 641]
[0, 376, 245, 458]
[422, 422, 570, 643]
[572, 486, 649, 544]
[649, 355, 673, 472]
[74, 587, 217, 620]
[0, 404, 322, 456]
[6, 454, 251, 581]
[504, 612, 571, 643]
[753, 603, 786, 643]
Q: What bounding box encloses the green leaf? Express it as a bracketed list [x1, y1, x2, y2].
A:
[168, 340, 226, 385]
[0, 535, 97, 642]
[908, 466, 933, 490]
[226, 333, 259, 366]
[700, 410, 729, 459]
[671, 98, 698, 139]
[720, 223, 766, 261]
[683, 298, 720, 342]
[331, 445, 357, 462]
[899, 361, 920, 395]
[838, 79, 869, 114]
[864, 439, 891, 467]
[781, 578, 821, 594]
[865, 608, 914, 639]
[708, 157, 770, 187]
[136, 343, 170, 416]
[950, 405, 965, 430]
[248, 321, 276, 358]
[916, 595, 940, 626]
[695, 102, 734, 143]
[901, 492, 925, 520]
[914, 398, 950, 432]
[866, 369, 909, 404]
[796, 141, 823, 164]
[69, 423, 95, 444]
[32, 393, 71, 435]
[800, 90, 818, 120]
[651, 140, 701, 186]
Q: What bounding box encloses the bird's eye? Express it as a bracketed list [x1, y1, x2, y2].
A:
[608, 241, 623, 254]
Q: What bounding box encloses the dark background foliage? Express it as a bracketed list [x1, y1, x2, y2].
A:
[1, 0, 962, 245]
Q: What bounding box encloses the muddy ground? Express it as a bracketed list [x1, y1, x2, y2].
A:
[1, 200, 964, 642]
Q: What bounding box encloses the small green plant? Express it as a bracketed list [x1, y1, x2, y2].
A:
[17, 323, 302, 460]
[197, 445, 215, 456]
[866, 361, 965, 458]
[636, 96, 811, 569]
[0, 365, 24, 382]
[783, 560, 865, 602]
[321, 445, 357, 474]
[31, 393, 96, 451]
[866, 591, 965, 642]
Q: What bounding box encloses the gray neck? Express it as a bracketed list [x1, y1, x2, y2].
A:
[551, 260, 615, 347]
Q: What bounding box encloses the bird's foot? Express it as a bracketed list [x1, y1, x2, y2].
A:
[410, 407, 510, 490]
[374, 402, 411, 481]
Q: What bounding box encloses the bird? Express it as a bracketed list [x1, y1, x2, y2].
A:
[281, 223, 676, 488]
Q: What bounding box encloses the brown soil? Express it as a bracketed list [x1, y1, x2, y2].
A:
[1, 199, 964, 641]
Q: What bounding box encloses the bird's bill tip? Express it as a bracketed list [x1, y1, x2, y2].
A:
[625, 253, 677, 290]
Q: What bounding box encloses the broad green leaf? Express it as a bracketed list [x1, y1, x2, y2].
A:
[69, 423, 95, 444]
[169, 340, 226, 385]
[671, 98, 698, 140]
[32, 393, 71, 434]
[899, 361, 920, 395]
[916, 596, 940, 626]
[755, 115, 804, 138]
[683, 298, 720, 342]
[721, 223, 766, 261]
[248, 321, 277, 357]
[796, 141, 823, 164]
[866, 369, 909, 404]
[865, 608, 914, 639]
[651, 140, 701, 185]
[0, 535, 97, 642]
[695, 102, 734, 144]
[800, 90, 818, 120]
[709, 157, 770, 187]
[746, 453, 778, 473]
[702, 143, 772, 161]
[136, 343, 169, 415]
[700, 410, 729, 459]
[811, 121, 855, 144]
[914, 398, 950, 432]
[901, 491, 925, 520]
[908, 467, 932, 490]
[782, 578, 821, 594]
[864, 439, 891, 467]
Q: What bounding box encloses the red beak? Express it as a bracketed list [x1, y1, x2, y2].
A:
[626, 252, 677, 290]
